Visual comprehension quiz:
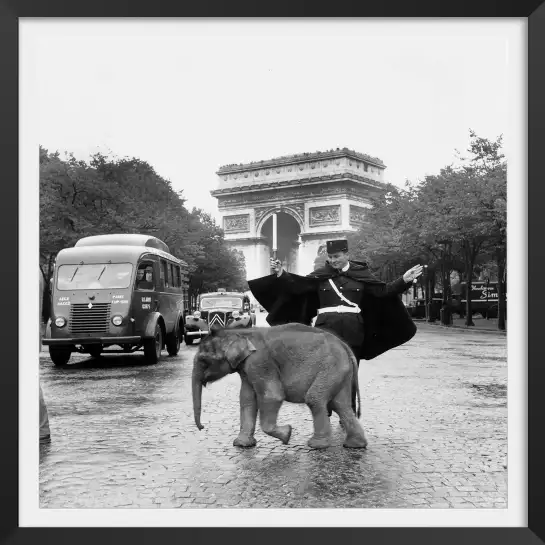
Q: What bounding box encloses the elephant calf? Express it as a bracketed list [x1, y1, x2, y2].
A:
[191, 323, 368, 449]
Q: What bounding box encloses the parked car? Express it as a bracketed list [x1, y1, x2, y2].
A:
[184, 290, 255, 345]
[43, 233, 189, 366]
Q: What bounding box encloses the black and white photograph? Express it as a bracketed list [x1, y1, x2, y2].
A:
[20, 18, 525, 527]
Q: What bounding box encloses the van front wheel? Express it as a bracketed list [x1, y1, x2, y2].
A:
[49, 346, 72, 366]
[144, 324, 162, 365]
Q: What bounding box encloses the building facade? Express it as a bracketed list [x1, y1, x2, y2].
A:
[210, 148, 387, 280]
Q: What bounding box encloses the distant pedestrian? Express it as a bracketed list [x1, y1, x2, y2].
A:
[39, 273, 51, 444]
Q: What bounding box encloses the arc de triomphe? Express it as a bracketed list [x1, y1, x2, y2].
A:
[210, 148, 387, 280]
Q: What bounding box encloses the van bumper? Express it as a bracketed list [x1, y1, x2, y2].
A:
[43, 336, 142, 346]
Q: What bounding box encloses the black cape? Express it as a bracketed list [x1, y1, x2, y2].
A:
[248, 261, 417, 360]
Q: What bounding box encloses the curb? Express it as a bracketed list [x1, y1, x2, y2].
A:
[414, 320, 507, 336]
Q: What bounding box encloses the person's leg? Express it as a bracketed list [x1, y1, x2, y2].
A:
[338, 316, 364, 416]
[39, 383, 51, 443]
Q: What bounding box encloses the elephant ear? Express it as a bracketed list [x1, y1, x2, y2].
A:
[225, 335, 257, 370]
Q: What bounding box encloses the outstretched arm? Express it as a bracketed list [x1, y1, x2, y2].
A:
[365, 277, 412, 298]
[364, 265, 424, 298]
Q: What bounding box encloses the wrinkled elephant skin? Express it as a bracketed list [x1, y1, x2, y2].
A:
[191, 323, 368, 450]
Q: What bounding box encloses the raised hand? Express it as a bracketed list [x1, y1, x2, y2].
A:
[403, 264, 424, 283]
[270, 258, 283, 275]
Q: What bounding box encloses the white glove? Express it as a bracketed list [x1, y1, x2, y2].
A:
[270, 258, 283, 277]
[403, 264, 424, 283]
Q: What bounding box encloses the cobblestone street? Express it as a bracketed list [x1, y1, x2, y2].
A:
[39, 315, 507, 509]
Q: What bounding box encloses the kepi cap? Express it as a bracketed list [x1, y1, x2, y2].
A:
[326, 239, 348, 254]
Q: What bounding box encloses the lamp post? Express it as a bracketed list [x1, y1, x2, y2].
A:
[272, 213, 278, 261]
[423, 265, 430, 321]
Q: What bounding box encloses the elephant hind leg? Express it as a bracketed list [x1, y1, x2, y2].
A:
[258, 397, 292, 445]
[330, 389, 367, 449]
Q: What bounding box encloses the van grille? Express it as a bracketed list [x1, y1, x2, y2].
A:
[69, 303, 111, 335]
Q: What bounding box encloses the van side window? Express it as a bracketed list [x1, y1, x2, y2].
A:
[162, 260, 169, 288]
[166, 262, 173, 288]
[170, 263, 182, 288]
[136, 262, 155, 291]
[175, 265, 181, 288]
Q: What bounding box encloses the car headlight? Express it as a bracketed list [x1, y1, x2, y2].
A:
[111, 315, 123, 326]
[55, 316, 66, 328]
[193, 311, 201, 319]
[232, 311, 240, 318]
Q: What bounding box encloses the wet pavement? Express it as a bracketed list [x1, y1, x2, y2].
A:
[39, 314, 507, 509]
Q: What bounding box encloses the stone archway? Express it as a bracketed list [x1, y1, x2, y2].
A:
[259, 210, 302, 273]
[212, 148, 387, 279]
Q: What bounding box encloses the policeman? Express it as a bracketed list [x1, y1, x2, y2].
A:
[258, 239, 423, 414]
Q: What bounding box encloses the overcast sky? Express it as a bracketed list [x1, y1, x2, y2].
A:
[27, 19, 518, 222]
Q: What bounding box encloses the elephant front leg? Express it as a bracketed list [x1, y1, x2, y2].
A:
[258, 397, 292, 445]
[233, 379, 258, 448]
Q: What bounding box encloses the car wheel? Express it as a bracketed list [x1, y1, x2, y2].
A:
[49, 346, 72, 366]
[144, 324, 162, 365]
[166, 326, 182, 356]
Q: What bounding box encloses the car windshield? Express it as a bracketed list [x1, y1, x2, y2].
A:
[200, 297, 243, 309]
[57, 263, 133, 290]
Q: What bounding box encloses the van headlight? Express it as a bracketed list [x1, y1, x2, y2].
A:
[193, 311, 201, 319]
[55, 316, 67, 328]
[232, 310, 240, 318]
[111, 315, 123, 326]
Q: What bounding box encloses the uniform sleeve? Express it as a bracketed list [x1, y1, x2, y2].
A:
[365, 276, 412, 298]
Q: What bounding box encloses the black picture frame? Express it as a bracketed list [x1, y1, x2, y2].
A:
[2, 2, 541, 544]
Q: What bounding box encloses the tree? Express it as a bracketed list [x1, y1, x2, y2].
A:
[462, 131, 507, 330]
[346, 130, 506, 329]
[348, 185, 425, 278]
[185, 208, 248, 306]
[40, 148, 247, 318]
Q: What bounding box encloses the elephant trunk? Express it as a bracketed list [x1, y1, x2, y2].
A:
[192, 366, 205, 430]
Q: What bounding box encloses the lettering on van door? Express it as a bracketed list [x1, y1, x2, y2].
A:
[141, 296, 152, 310]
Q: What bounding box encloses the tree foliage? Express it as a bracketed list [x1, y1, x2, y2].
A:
[40, 148, 246, 317]
[348, 130, 507, 329]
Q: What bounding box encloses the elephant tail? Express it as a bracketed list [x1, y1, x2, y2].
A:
[347, 343, 361, 419]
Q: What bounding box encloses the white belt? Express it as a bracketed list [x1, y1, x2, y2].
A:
[318, 305, 361, 314]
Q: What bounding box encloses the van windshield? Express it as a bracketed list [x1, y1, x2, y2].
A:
[200, 297, 243, 309]
[57, 263, 133, 290]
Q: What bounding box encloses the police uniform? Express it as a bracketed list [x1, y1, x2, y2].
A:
[314, 262, 366, 362]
